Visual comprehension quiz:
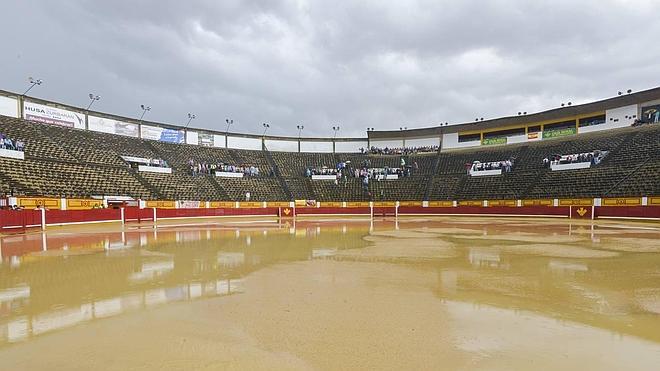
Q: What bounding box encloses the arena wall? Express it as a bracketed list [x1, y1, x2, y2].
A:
[3, 198, 658, 232]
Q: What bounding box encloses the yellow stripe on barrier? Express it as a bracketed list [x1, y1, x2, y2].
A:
[146, 200, 176, 209]
[488, 200, 517, 207]
[559, 199, 593, 206]
[17, 197, 61, 209]
[521, 199, 553, 206]
[67, 199, 103, 210]
[428, 201, 453, 207]
[602, 198, 642, 206]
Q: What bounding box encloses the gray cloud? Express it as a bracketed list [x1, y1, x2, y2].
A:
[1, 0, 660, 137]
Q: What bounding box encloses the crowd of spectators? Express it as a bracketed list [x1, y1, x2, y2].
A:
[305, 158, 418, 190]
[542, 151, 607, 167]
[360, 145, 439, 155]
[145, 158, 169, 168]
[0, 133, 25, 152]
[189, 159, 261, 177]
[466, 159, 514, 174]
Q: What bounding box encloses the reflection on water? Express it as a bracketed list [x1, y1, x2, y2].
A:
[1, 218, 660, 349]
[0, 221, 370, 346]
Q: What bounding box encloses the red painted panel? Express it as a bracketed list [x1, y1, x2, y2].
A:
[595, 206, 660, 219]
[570, 205, 593, 219]
[373, 207, 396, 216]
[0, 209, 42, 229]
[124, 207, 155, 221]
[398, 206, 570, 216]
[156, 207, 279, 219]
[296, 207, 370, 215]
[45, 209, 122, 225]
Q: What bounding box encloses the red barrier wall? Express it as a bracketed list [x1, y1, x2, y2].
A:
[373, 207, 397, 216]
[595, 206, 660, 219]
[398, 206, 570, 217]
[0, 210, 42, 230]
[124, 207, 155, 221]
[296, 207, 371, 215]
[156, 207, 279, 219]
[45, 209, 122, 225]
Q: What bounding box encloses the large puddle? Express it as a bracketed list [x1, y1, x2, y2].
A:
[1, 217, 659, 370]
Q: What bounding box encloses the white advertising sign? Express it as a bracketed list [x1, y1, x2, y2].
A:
[140, 124, 184, 143]
[23, 101, 85, 129]
[0, 96, 18, 118]
[88, 116, 139, 137]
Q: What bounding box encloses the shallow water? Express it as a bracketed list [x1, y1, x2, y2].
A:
[1, 217, 659, 370]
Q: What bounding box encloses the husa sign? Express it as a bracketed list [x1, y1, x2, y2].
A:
[23, 101, 85, 129]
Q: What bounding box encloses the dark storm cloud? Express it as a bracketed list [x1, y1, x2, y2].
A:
[1, 0, 660, 137]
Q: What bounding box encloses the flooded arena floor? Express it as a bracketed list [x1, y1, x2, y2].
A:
[1, 217, 660, 370]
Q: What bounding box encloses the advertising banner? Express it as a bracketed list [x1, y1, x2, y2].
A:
[542, 126, 576, 139]
[199, 133, 214, 147]
[481, 137, 507, 146]
[88, 116, 139, 137]
[178, 200, 202, 208]
[23, 101, 85, 129]
[140, 124, 184, 143]
[0, 95, 18, 118]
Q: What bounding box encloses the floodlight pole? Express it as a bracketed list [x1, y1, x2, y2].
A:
[225, 118, 234, 148]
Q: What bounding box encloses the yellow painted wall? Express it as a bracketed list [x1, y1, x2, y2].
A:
[17, 197, 61, 209]
[67, 199, 103, 210]
[602, 198, 642, 206]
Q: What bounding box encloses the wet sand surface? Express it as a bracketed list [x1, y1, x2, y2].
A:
[1, 217, 659, 370]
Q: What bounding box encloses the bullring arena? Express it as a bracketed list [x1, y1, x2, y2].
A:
[0, 87, 659, 369]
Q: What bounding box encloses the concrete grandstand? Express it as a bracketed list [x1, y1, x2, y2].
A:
[0, 86, 658, 228]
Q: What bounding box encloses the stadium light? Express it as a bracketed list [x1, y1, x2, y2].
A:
[185, 113, 196, 128]
[86, 94, 101, 111]
[627, 89, 632, 94]
[399, 126, 407, 131]
[262, 122, 270, 136]
[618, 91, 623, 96]
[296, 125, 304, 138]
[332, 126, 340, 139]
[367, 127, 375, 131]
[225, 118, 234, 135]
[23, 77, 43, 95]
[139, 104, 151, 123]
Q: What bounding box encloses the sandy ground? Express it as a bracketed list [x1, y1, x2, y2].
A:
[2, 217, 660, 370]
[0, 261, 659, 371]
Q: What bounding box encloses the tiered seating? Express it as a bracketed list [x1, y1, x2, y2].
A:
[230, 149, 273, 175]
[214, 177, 287, 201]
[428, 176, 462, 200]
[1, 115, 658, 202]
[369, 176, 429, 201]
[0, 158, 151, 198]
[524, 128, 640, 199]
[36, 125, 126, 166]
[150, 141, 234, 171]
[310, 178, 369, 201]
[271, 152, 337, 177]
[284, 178, 315, 200]
[0, 117, 75, 161]
[140, 172, 225, 200]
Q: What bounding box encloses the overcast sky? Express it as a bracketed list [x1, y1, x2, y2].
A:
[1, 0, 660, 137]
